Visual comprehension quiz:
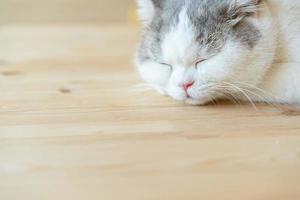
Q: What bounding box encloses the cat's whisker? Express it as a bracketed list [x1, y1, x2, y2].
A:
[217, 88, 243, 105]
[197, 83, 241, 105]
[221, 81, 258, 110]
[212, 84, 246, 105]
[233, 81, 281, 110]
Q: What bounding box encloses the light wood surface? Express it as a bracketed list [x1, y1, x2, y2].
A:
[0, 25, 300, 200]
[0, 0, 133, 24]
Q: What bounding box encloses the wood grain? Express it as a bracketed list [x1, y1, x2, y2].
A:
[0, 25, 300, 200]
[0, 0, 133, 24]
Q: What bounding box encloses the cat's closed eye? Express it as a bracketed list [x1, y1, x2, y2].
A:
[160, 63, 173, 71]
[195, 59, 207, 69]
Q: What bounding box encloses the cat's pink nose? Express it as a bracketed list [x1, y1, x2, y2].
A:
[182, 81, 194, 91]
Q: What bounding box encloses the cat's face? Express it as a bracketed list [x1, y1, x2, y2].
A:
[136, 0, 276, 105]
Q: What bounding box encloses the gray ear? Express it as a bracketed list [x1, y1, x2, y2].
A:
[228, 0, 262, 25]
[136, 0, 158, 25]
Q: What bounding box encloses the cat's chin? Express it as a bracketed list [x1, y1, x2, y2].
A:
[165, 89, 213, 105]
[185, 97, 212, 106]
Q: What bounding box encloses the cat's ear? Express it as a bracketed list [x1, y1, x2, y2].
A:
[228, 0, 262, 26]
[136, 0, 158, 25]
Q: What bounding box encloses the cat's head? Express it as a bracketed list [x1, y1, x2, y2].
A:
[135, 0, 277, 105]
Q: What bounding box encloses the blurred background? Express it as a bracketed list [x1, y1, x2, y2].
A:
[0, 0, 136, 25]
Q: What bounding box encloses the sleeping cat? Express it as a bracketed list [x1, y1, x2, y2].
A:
[135, 0, 300, 105]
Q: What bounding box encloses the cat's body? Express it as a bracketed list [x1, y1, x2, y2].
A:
[258, 0, 300, 104]
[135, 0, 300, 105]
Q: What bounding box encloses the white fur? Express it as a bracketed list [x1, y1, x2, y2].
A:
[136, 60, 171, 89]
[161, 8, 200, 101]
[137, 0, 156, 25]
[136, 0, 300, 105]
[257, 0, 300, 104]
[162, 8, 198, 66]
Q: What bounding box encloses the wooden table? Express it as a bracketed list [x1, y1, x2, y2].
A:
[0, 25, 300, 200]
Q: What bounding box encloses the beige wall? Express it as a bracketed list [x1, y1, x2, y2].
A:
[0, 0, 133, 24]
